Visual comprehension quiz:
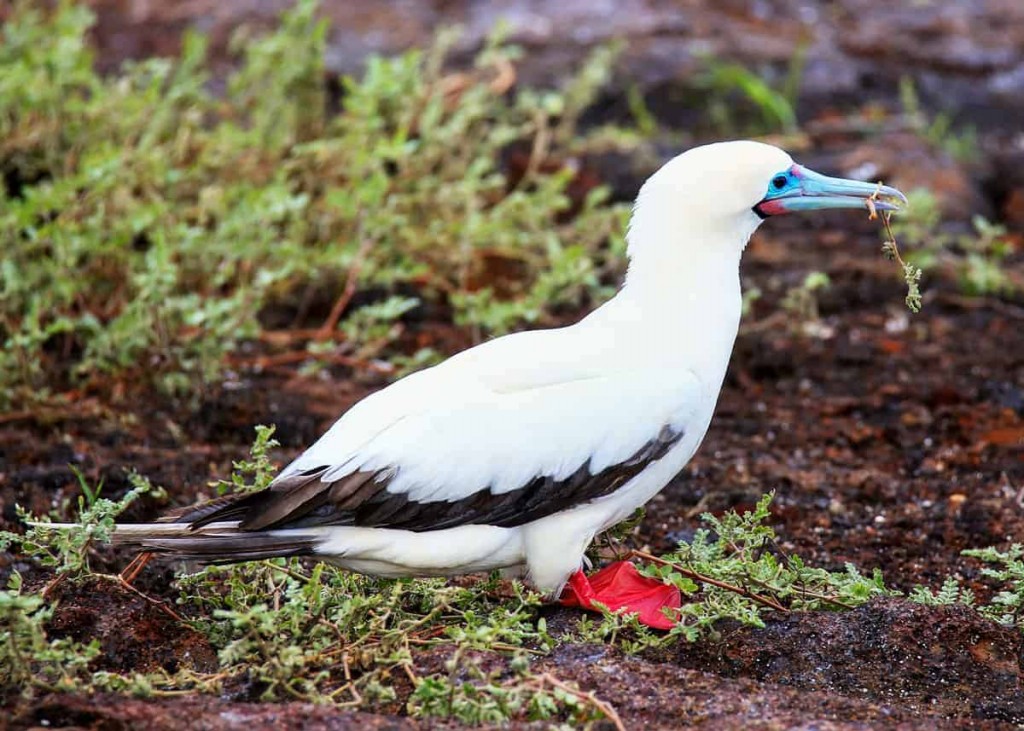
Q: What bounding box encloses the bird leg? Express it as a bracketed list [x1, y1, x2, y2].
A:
[559, 561, 680, 630]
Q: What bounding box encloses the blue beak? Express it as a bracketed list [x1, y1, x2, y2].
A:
[755, 165, 908, 217]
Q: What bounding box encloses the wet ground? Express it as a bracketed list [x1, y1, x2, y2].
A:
[3, 1, 1024, 729]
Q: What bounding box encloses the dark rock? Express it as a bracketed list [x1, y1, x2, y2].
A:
[10, 693, 425, 731]
[671, 598, 1024, 722]
[46, 575, 218, 676]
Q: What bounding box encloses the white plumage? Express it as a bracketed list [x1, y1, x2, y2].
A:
[106, 140, 907, 602]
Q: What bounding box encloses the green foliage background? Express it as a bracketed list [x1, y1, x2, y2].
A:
[0, 0, 630, 407]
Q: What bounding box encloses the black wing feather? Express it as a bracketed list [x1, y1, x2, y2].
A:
[173, 426, 684, 534]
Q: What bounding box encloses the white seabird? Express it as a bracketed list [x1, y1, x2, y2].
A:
[112, 140, 907, 627]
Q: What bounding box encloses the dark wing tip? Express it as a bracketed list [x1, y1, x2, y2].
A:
[165, 422, 685, 536]
[350, 423, 685, 531]
[138, 532, 320, 563]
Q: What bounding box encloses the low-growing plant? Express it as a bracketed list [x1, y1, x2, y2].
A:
[634, 492, 892, 641]
[174, 561, 550, 706]
[909, 576, 976, 607]
[0, 469, 164, 578]
[781, 270, 832, 330]
[0, 0, 631, 409]
[409, 659, 621, 727]
[907, 545, 1024, 629]
[0, 576, 101, 695]
[696, 44, 806, 136]
[889, 189, 1016, 299]
[6, 431, 1024, 723]
[899, 76, 978, 163]
[962, 544, 1024, 627]
[958, 217, 1016, 296]
[0, 472, 164, 696]
[214, 424, 281, 496]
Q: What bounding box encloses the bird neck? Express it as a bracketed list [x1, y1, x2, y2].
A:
[596, 215, 755, 381]
[619, 211, 752, 314]
[620, 241, 743, 308]
[620, 247, 742, 357]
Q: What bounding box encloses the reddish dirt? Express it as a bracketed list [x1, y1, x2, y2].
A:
[537, 641, 1019, 730]
[44, 575, 218, 676]
[3, 1, 1024, 729]
[668, 599, 1024, 722]
[12, 694, 429, 730]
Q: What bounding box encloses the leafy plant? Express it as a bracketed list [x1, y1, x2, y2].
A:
[409, 660, 620, 727]
[781, 270, 831, 327]
[573, 494, 892, 649]
[0, 469, 164, 578]
[962, 544, 1024, 627]
[909, 576, 975, 607]
[0, 0, 631, 409]
[5, 478, 1024, 722]
[0, 471, 163, 696]
[214, 424, 281, 496]
[906, 545, 1024, 629]
[697, 46, 806, 136]
[0, 575, 100, 695]
[958, 217, 1016, 296]
[633, 493, 891, 641]
[899, 76, 978, 163]
[7, 425, 1024, 722]
[889, 189, 1016, 299]
[170, 560, 604, 723]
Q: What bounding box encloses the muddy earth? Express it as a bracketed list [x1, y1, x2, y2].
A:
[3, 1, 1024, 729]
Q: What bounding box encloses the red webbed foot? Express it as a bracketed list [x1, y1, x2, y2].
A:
[559, 560, 680, 630]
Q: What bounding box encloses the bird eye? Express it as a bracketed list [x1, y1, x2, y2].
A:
[772, 175, 788, 190]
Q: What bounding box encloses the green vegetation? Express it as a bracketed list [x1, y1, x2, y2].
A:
[0, 580, 100, 694]
[5, 442, 1024, 722]
[173, 563, 554, 711]
[899, 76, 978, 163]
[961, 545, 1024, 627]
[880, 232, 925, 313]
[2, 1, 1021, 724]
[781, 270, 831, 324]
[697, 45, 806, 136]
[909, 576, 976, 608]
[908, 546, 1024, 630]
[0, 0, 630, 410]
[215, 424, 280, 496]
[889, 189, 1017, 299]
[1, 472, 162, 695]
[2, 438, 605, 724]
[5, 1, 1005, 415]
[639, 493, 890, 639]
[0, 469, 163, 578]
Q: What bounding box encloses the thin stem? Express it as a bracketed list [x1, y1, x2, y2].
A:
[318, 234, 375, 340]
[529, 672, 626, 731]
[628, 550, 789, 613]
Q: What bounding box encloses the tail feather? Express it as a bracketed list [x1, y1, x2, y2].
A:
[131, 531, 320, 563]
[94, 482, 323, 565]
[124, 523, 322, 563]
[32, 521, 323, 564]
[157, 491, 266, 527]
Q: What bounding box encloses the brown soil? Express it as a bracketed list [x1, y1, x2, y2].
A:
[3, 1, 1024, 729]
[44, 575, 218, 677]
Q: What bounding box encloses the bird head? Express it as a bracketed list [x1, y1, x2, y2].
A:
[630, 140, 907, 250]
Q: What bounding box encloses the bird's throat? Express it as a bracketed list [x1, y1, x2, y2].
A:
[596, 252, 743, 387]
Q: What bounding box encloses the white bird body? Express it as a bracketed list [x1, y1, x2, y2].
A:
[106, 141, 907, 601]
[223, 225, 742, 591]
[295, 299, 725, 590]
[166, 281, 731, 590]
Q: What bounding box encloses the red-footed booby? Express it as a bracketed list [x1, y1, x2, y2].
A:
[107, 141, 907, 629]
